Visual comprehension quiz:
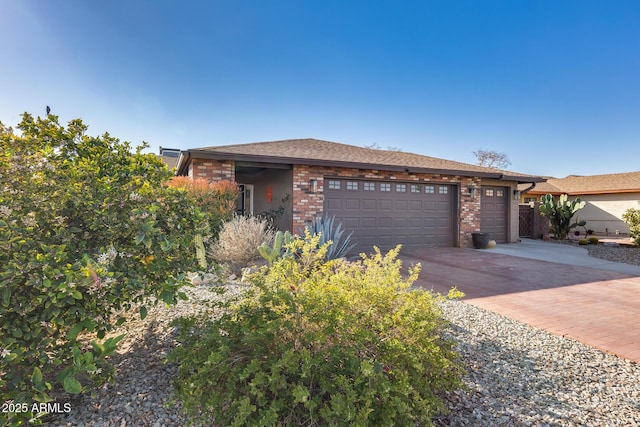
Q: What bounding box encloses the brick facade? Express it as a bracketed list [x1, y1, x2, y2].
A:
[188, 159, 235, 182]
[192, 160, 483, 248]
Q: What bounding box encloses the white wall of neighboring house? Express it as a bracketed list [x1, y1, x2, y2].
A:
[577, 193, 640, 235]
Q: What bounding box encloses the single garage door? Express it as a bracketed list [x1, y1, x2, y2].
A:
[481, 186, 508, 243]
[323, 178, 456, 252]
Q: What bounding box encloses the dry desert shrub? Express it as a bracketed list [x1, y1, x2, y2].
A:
[209, 215, 274, 272]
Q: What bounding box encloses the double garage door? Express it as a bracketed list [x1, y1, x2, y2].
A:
[323, 178, 456, 252]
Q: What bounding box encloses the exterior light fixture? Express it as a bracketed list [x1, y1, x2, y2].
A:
[309, 179, 318, 192]
[513, 189, 520, 200]
[468, 186, 476, 199]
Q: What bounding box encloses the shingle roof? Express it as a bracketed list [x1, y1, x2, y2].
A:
[525, 171, 640, 195]
[180, 138, 542, 182]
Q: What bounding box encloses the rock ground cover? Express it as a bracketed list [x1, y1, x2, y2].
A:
[50, 247, 640, 426]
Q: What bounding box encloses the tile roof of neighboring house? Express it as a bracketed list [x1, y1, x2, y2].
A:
[523, 171, 640, 195]
[178, 138, 543, 182]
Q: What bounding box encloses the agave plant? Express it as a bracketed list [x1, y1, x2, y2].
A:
[305, 214, 357, 260]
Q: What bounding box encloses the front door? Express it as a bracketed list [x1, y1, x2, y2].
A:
[236, 184, 254, 216]
[481, 186, 508, 243]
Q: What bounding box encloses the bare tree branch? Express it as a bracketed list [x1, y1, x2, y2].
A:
[473, 149, 511, 169]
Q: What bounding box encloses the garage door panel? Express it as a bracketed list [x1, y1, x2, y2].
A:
[324, 179, 456, 251]
[326, 198, 343, 210]
[409, 200, 422, 210]
[345, 199, 360, 210]
[395, 200, 408, 210]
[362, 199, 377, 210]
[408, 217, 422, 227]
[344, 218, 360, 229]
[379, 200, 393, 210]
[394, 217, 408, 228]
[362, 217, 376, 228]
[378, 217, 393, 228]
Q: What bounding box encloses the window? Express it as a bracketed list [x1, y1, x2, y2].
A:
[438, 186, 448, 194]
[524, 197, 537, 203]
[485, 189, 494, 197]
[364, 182, 375, 191]
[328, 180, 340, 190]
[346, 181, 358, 190]
[396, 184, 406, 192]
[424, 185, 435, 194]
[496, 189, 504, 197]
[380, 183, 391, 192]
[410, 184, 421, 193]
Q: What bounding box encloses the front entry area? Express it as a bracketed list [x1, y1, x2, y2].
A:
[323, 178, 456, 252]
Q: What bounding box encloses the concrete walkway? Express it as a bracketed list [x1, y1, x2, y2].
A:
[401, 241, 640, 362]
[490, 238, 640, 276]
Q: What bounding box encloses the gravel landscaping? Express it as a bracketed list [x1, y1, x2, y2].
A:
[49, 245, 640, 426]
[586, 244, 640, 266]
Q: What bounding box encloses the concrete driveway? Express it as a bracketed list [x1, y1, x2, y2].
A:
[401, 240, 640, 362]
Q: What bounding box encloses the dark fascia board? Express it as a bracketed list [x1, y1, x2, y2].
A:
[178, 149, 545, 182]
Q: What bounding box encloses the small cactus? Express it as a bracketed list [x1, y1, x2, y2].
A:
[588, 237, 599, 245]
[578, 238, 588, 245]
[258, 230, 293, 265]
[194, 234, 207, 269]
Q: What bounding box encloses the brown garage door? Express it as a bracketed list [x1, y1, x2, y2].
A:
[323, 178, 456, 252]
[481, 186, 508, 243]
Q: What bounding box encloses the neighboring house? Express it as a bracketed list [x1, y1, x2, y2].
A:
[519, 171, 640, 235]
[175, 138, 544, 250]
[159, 147, 180, 170]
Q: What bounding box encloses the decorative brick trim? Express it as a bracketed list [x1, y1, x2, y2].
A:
[189, 159, 235, 182]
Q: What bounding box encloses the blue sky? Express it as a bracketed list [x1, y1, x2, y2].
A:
[1, 1, 639, 178]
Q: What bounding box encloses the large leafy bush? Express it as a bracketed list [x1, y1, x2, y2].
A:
[165, 176, 238, 241]
[170, 236, 463, 426]
[0, 113, 202, 425]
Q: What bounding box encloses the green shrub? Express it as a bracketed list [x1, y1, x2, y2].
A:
[578, 238, 589, 245]
[588, 237, 599, 245]
[165, 176, 238, 241]
[209, 215, 274, 273]
[622, 204, 640, 246]
[0, 113, 202, 425]
[166, 177, 239, 269]
[170, 236, 463, 426]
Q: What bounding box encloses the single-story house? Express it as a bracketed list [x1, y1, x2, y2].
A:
[519, 171, 640, 235]
[174, 138, 544, 250]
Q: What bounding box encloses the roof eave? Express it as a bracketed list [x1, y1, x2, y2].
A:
[178, 149, 542, 181]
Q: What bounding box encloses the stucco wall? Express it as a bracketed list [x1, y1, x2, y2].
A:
[236, 169, 293, 232]
[577, 194, 640, 235]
